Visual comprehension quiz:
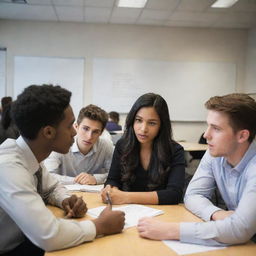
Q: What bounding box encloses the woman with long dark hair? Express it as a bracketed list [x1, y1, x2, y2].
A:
[101, 93, 185, 205]
[0, 102, 19, 144]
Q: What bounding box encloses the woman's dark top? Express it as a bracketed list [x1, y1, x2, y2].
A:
[105, 139, 185, 205]
[0, 123, 19, 144]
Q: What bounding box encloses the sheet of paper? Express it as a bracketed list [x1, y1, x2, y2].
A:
[163, 240, 226, 255]
[65, 184, 104, 193]
[87, 204, 164, 228]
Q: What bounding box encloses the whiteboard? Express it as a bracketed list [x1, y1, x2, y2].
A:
[14, 56, 84, 117]
[92, 58, 236, 121]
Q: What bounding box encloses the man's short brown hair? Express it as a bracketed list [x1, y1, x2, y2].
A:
[205, 93, 256, 143]
[77, 104, 108, 131]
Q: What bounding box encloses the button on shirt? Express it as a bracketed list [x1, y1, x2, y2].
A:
[182, 142, 256, 246]
[0, 137, 96, 253]
[44, 137, 114, 185]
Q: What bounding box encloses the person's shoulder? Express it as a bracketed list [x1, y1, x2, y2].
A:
[171, 140, 184, 152]
[0, 139, 24, 173]
[115, 137, 125, 146]
[98, 136, 114, 148]
[47, 150, 65, 159]
[0, 138, 18, 154]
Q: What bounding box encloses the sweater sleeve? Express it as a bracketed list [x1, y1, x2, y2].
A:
[156, 143, 185, 205]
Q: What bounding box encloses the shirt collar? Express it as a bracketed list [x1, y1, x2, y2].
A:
[223, 141, 256, 172]
[235, 141, 256, 172]
[71, 139, 80, 153]
[16, 136, 40, 175]
[71, 137, 99, 154]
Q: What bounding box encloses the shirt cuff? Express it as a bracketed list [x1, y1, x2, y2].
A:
[180, 222, 197, 243]
[93, 174, 106, 185]
[201, 205, 222, 221]
[80, 220, 97, 241]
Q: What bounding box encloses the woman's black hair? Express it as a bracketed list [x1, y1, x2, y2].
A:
[120, 93, 174, 190]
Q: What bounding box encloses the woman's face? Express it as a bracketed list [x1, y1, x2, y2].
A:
[133, 107, 161, 146]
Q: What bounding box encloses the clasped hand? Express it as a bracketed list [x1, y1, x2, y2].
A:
[74, 172, 97, 185]
[101, 185, 128, 205]
[62, 194, 87, 218]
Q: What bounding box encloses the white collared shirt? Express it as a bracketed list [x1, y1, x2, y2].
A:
[0, 137, 96, 253]
[44, 137, 114, 185]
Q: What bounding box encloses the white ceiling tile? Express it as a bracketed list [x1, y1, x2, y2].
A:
[26, 0, 52, 5]
[137, 18, 165, 25]
[0, 3, 57, 21]
[146, 0, 179, 10]
[110, 16, 137, 24]
[213, 12, 256, 28]
[111, 6, 142, 19]
[0, 0, 255, 29]
[52, 0, 84, 7]
[230, 0, 256, 12]
[218, 12, 256, 24]
[55, 6, 84, 22]
[85, 7, 112, 23]
[169, 11, 221, 24]
[85, 0, 115, 8]
[140, 9, 171, 20]
[165, 19, 202, 27]
[177, 0, 215, 12]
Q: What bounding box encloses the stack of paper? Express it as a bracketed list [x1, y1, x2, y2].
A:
[163, 240, 226, 255]
[87, 204, 164, 228]
[64, 184, 104, 193]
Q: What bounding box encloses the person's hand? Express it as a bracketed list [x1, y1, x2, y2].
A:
[92, 204, 125, 236]
[137, 217, 179, 240]
[62, 194, 87, 218]
[211, 210, 234, 221]
[101, 185, 128, 205]
[74, 173, 97, 185]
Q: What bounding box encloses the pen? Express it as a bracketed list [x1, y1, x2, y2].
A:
[106, 191, 112, 209]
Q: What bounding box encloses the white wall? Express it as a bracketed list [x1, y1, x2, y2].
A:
[0, 20, 248, 141]
[245, 29, 256, 93]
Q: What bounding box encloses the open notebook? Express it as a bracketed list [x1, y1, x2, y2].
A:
[64, 184, 104, 193]
[87, 204, 164, 229]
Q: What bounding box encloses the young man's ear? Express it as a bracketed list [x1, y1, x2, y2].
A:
[42, 126, 56, 139]
[74, 122, 78, 131]
[237, 129, 250, 143]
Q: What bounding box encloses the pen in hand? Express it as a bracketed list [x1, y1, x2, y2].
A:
[106, 191, 112, 210]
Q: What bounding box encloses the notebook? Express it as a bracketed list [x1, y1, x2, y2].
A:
[87, 204, 164, 228]
[64, 184, 104, 193]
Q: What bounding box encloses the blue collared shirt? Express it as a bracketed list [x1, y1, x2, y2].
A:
[44, 137, 114, 184]
[181, 142, 256, 246]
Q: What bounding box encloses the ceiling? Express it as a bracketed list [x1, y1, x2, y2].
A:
[0, 0, 256, 29]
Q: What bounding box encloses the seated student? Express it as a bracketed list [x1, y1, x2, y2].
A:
[0, 102, 19, 144]
[0, 96, 12, 120]
[137, 93, 256, 246]
[101, 93, 185, 205]
[105, 111, 122, 132]
[0, 84, 125, 255]
[44, 104, 113, 185]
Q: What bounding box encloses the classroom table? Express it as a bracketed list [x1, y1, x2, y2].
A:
[179, 142, 208, 152]
[45, 192, 256, 256]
